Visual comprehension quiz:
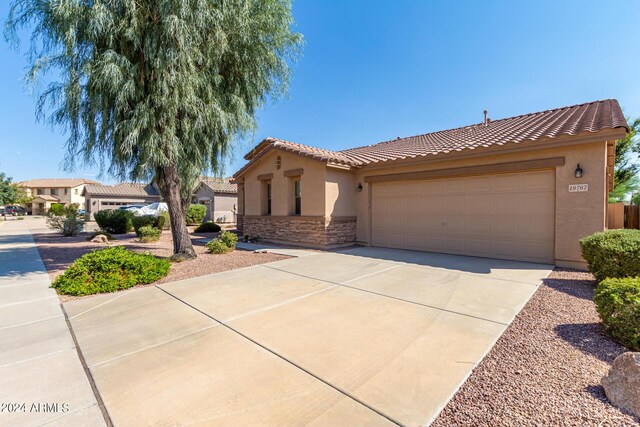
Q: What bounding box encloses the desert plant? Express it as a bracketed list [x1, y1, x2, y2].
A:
[48, 203, 65, 216]
[52, 246, 170, 295]
[46, 204, 85, 236]
[580, 229, 640, 282]
[94, 209, 134, 234]
[186, 204, 207, 225]
[87, 230, 115, 241]
[218, 230, 238, 249]
[206, 230, 238, 254]
[594, 277, 640, 351]
[206, 239, 231, 254]
[138, 226, 161, 243]
[194, 221, 221, 233]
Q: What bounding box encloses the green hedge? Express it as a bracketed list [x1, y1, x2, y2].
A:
[52, 246, 170, 296]
[94, 209, 134, 234]
[594, 277, 640, 351]
[132, 215, 161, 235]
[48, 203, 65, 216]
[194, 221, 221, 233]
[579, 229, 640, 283]
[186, 204, 207, 225]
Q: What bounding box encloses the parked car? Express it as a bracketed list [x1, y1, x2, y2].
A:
[117, 205, 145, 215]
[136, 202, 168, 217]
[0, 207, 5, 216]
[5, 205, 26, 216]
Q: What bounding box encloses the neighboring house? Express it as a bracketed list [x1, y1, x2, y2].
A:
[232, 99, 628, 269]
[83, 183, 160, 218]
[192, 177, 238, 223]
[18, 178, 99, 215]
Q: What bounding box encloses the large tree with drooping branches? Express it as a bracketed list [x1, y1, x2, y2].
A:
[5, 0, 302, 259]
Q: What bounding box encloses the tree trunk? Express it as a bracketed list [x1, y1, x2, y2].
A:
[159, 164, 197, 260]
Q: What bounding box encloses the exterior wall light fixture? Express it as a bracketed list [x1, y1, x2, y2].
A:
[356, 183, 363, 192]
[575, 164, 584, 178]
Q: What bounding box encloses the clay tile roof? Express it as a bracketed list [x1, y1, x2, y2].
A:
[200, 177, 237, 194]
[83, 183, 159, 197]
[32, 195, 60, 202]
[233, 99, 628, 178]
[339, 99, 628, 165]
[18, 178, 99, 188]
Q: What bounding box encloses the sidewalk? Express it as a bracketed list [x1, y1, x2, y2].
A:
[0, 219, 105, 426]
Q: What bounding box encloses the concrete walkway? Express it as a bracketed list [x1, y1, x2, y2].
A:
[0, 219, 105, 427]
[65, 244, 553, 426]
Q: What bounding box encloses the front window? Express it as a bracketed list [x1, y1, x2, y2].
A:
[267, 182, 272, 215]
[74, 188, 78, 195]
[261, 180, 272, 215]
[37, 188, 44, 195]
[294, 179, 301, 216]
[51, 188, 58, 196]
[64, 188, 68, 195]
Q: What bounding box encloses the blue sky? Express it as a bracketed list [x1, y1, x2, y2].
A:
[1, 0, 639, 184]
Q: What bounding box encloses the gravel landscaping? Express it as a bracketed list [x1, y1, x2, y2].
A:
[432, 268, 639, 426]
[34, 227, 289, 301]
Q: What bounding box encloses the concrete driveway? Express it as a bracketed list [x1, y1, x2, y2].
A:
[65, 247, 553, 426]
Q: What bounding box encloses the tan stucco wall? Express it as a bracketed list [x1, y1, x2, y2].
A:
[353, 139, 611, 267]
[325, 168, 357, 217]
[242, 150, 327, 217]
[237, 136, 614, 267]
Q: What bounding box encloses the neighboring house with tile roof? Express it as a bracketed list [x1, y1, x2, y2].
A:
[82, 183, 161, 218]
[18, 178, 100, 215]
[83, 178, 237, 223]
[232, 99, 628, 268]
[192, 177, 238, 223]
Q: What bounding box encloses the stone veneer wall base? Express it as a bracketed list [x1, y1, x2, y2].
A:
[242, 216, 356, 247]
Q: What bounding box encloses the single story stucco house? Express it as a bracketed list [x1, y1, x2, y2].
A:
[192, 177, 238, 223]
[232, 99, 628, 269]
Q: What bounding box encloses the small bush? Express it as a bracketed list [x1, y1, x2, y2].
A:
[48, 203, 65, 216]
[206, 230, 237, 254]
[132, 215, 159, 235]
[206, 239, 231, 254]
[46, 206, 85, 236]
[159, 211, 170, 229]
[52, 246, 170, 296]
[194, 221, 221, 233]
[186, 204, 207, 225]
[580, 229, 640, 282]
[138, 226, 161, 243]
[218, 230, 238, 249]
[94, 209, 134, 234]
[87, 230, 115, 241]
[594, 277, 640, 351]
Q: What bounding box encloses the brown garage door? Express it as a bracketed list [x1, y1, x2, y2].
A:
[371, 170, 555, 263]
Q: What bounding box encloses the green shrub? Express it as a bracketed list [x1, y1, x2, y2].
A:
[205, 230, 237, 254]
[218, 230, 238, 249]
[132, 215, 158, 235]
[52, 246, 170, 296]
[138, 226, 161, 243]
[206, 239, 231, 254]
[46, 215, 85, 236]
[87, 230, 115, 241]
[186, 204, 207, 225]
[594, 277, 640, 351]
[94, 209, 134, 234]
[48, 203, 65, 216]
[194, 221, 221, 233]
[159, 211, 170, 229]
[580, 230, 640, 282]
